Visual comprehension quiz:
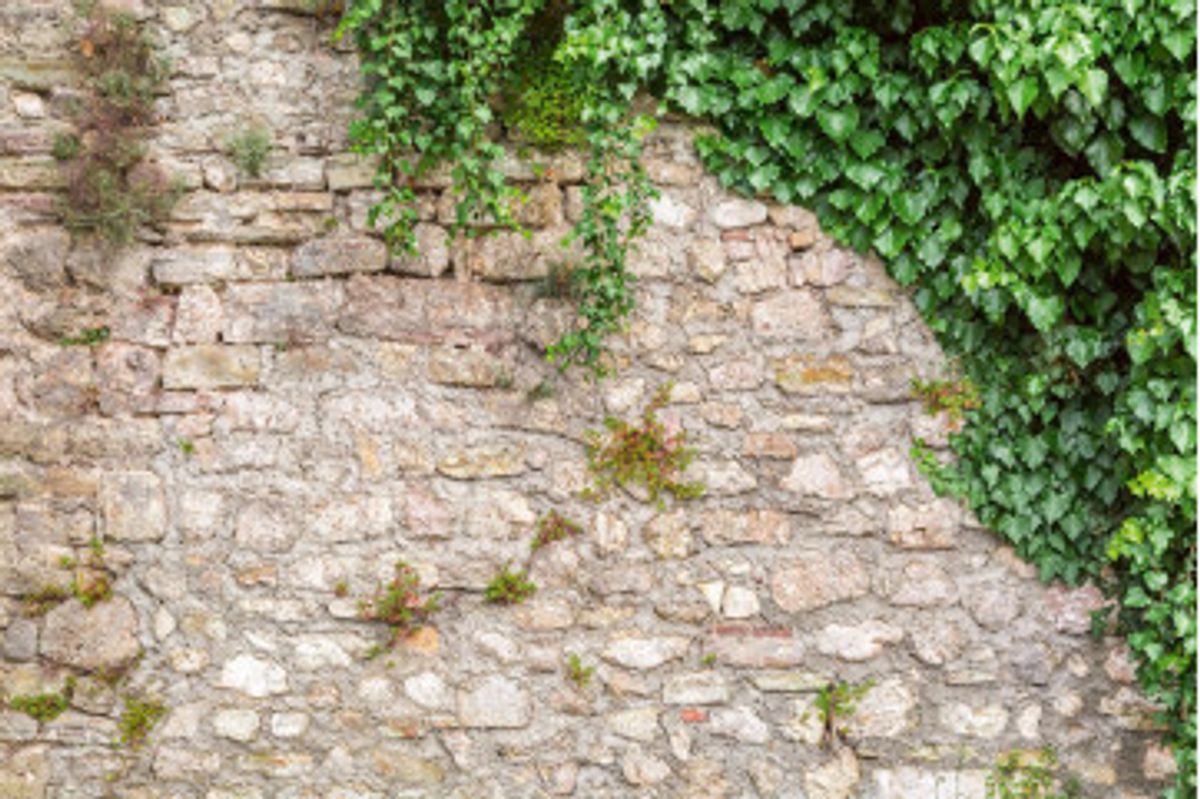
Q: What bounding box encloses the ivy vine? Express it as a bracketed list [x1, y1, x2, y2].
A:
[337, 1, 1195, 792]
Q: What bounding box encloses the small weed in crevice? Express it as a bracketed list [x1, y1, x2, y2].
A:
[808, 679, 874, 750]
[910, 376, 979, 429]
[117, 694, 166, 748]
[357, 561, 441, 646]
[565, 653, 594, 689]
[23, 584, 71, 617]
[987, 748, 1084, 799]
[484, 563, 536, 605]
[526, 380, 556, 403]
[177, 438, 194, 455]
[9, 677, 76, 723]
[530, 510, 582, 552]
[583, 382, 705, 506]
[226, 126, 272, 179]
[58, 326, 110, 347]
[701, 653, 717, 668]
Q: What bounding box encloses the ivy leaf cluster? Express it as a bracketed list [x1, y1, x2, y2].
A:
[335, 2, 1195, 791]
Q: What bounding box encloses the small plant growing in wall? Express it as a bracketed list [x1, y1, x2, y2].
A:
[58, 8, 180, 244]
[117, 694, 166, 749]
[484, 563, 537, 605]
[22, 584, 72, 617]
[226, 126, 272, 179]
[910, 376, 979, 429]
[9, 677, 76, 723]
[987, 748, 1083, 799]
[565, 653, 594, 689]
[807, 679, 874, 749]
[530, 510, 583, 552]
[584, 382, 705, 506]
[357, 561, 441, 645]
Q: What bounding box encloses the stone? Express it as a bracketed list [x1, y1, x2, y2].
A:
[218, 654, 288, 698]
[689, 239, 727, 283]
[663, 673, 730, 705]
[770, 551, 869, 612]
[700, 509, 790, 546]
[270, 713, 309, 738]
[621, 751, 672, 786]
[437, 444, 526, 479]
[405, 672, 451, 710]
[722, 586, 761, 619]
[751, 291, 832, 339]
[781, 453, 853, 498]
[292, 234, 386, 277]
[3, 618, 37, 661]
[213, 709, 259, 741]
[650, 191, 697, 229]
[41, 597, 140, 672]
[807, 749, 860, 799]
[1143, 743, 1179, 781]
[856, 448, 913, 494]
[711, 199, 768, 228]
[774, 355, 854, 394]
[643, 510, 692, 559]
[457, 676, 530, 728]
[101, 471, 166, 542]
[710, 628, 805, 668]
[1, 227, 69, 292]
[752, 671, 829, 692]
[163, 345, 260, 389]
[889, 561, 959, 607]
[887, 502, 957, 549]
[606, 707, 662, 742]
[871, 768, 988, 799]
[603, 635, 690, 670]
[428, 346, 507, 387]
[846, 679, 915, 738]
[234, 503, 294, 553]
[0, 745, 47, 799]
[174, 285, 223, 343]
[293, 637, 351, 670]
[711, 706, 770, 744]
[391, 222, 451, 277]
[222, 282, 342, 343]
[940, 703, 1008, 738]
[962, 585, 1021, 628]
[593, 512, 629, 556]
[814, 620, 904, 662]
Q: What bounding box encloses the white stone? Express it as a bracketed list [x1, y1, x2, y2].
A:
[940, 703, 1008, 738]
[270, 712, 309, 738]
[621, 751, 672, 786]
[814, 620, 904, 661]
[711, 199, 768, 228]
[457, 676, 530, 728]
[710, 706, 770, 744]
[663, 673, 730, 705]
[807, 750, 861, 799]
[217, 654, 288, 698]
[847, 678, 916, 738]
[293, 637, 351, 670]
[602, 636, 690, 670]
[650, 191, 697, 230]
[213, 709, 259, 741]
[1016, 703, 1042, 739]
[405, 672, 451, 710]
[871, 768, 988, 799]
[856, 448, 912, 494]
[721, 586, 761, 619]
[698, 580, 725, 614]
[606, 707, 661, 742]
[781, 453, 852, 498]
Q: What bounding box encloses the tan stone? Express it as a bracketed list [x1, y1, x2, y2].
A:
[41, 597, 141, 672]
[163, 345, 260, 389]
[771, 550, 868, 612]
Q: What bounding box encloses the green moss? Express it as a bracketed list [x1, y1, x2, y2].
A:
[117, 694, 166, 748]
[9, 678, 76, 723]
[23, 584, 71, 616]
[565, 653, 594, 689]
[483, 563, 537, 605]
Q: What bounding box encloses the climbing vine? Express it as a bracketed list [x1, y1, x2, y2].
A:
[337, 2, 1195, 791]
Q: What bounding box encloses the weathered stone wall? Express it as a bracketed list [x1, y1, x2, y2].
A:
[0, 2, 1175, 798]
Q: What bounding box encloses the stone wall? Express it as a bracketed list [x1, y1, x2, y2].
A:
[0, 2, 1175, 797]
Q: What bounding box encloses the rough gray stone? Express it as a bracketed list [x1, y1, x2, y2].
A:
[770, 551, 869, 612]
[292, 234, 387, 277]
[41, 597, 141, 672]
[101, 471, 166, 542]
